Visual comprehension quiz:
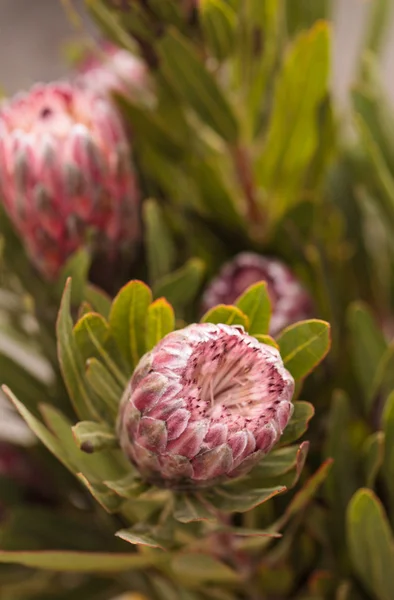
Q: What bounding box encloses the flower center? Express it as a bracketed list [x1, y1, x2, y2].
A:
[187, 336, 271, 423]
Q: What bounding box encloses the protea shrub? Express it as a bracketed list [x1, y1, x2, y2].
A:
[0, 82, 140, 279]
[202, 253, 313, 336]
[118, 322, 294, 488]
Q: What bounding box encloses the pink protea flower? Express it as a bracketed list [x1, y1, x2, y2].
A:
[75, 42, 150, 103]
[0, 82, 140, 279]
[117, 323, 294, 489]
[202, 253, 313, 337]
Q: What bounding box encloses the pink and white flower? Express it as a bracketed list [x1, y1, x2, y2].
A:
[0, 82, 140, 279]
[202, 253, 313, 336]
[118, 323, 294, 488]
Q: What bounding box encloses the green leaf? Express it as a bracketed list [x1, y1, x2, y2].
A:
[109, 280, 152, 372]
[146, 298, 175, 351]
[104, 473, 147, 499]
[253, 334, 279, 349]
[382, 391, 394, 514]
[279, 401, 315, 445]
[257, 21, 330, 213]
[171, 553, 239, 585]
[174, 494, 215, 523]
[235, 282, 271, 335]
[0, 550, 158, 572]
[77, 475, 125, 513]
[347, 302, 387, 412]
[2, 387, 75, 473]
[153, 259, 205, 313]
[84, 284, 112, 319]
[57, 279, 100, 421]
[201, 304, 249, 328]
[73, 313, 109, 362]
[347, 488, 394, 600]
[324, 391, 359, 555]
[278, 459, 333, 527]
[116, 528, 169, 551]
[249, 445, 304, 480]
[206, 485, 285, 514]
[199, 0, 236, 61]
[362, 431, 385, 489]
[85, 358, 123, 422]
[55, 248, 90, 305]
[157, 29, 239, 142]
[72, 421, 118, 453]
[143, 199, 177, 283]
[277, 319, 331, 380]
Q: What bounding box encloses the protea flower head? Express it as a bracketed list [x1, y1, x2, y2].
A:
[202, 253, 313, 337]
[0, 82, 140, 279]
[75, 42, 150, 103]
[117, 323, 294, 489]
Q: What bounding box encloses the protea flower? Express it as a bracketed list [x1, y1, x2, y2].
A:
[0, 82, 139, 279]
[117, 323, 294, 489]
[202, 253, 313, 337]
[75, 42, 150, 103]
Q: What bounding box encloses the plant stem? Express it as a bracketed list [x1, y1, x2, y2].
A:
[230, 145, 263, 227]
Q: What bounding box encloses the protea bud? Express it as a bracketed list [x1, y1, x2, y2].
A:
[202, 253, 313, 337]
[118, 323, 294, 489]
[0, 82, 140, 279]
[75, 42, 150, 103]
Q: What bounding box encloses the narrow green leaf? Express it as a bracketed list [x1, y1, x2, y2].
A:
[174, 494, 215, 523]
[363, 431, 385, 489]
[143, 199, 176, 284]
[157, 29, 239, 142]
[73, 313, 109, 362]
[78, 474, 125, 513]
[201, 304, 249, 328]
[347, 489, 394, 600]
[153, 259, 205, 312]
[249, 445, 302, 480]
[324, 391, 359, 555]
[146, 298, 175, 351]
[278, 459, 333, 526]
[253, 334, 279, 349]
[104, 473, 147, 499]
[236, 282, 272, 335]
[257, 21, 330, 212]
[116, 528, 169, 550]
[85, 358, 123, 421]
[109, 280, 152, 371]
[171, 553, 239, 585]
[199, 0, 236, 61]
[279, 401, 315, 445]
[348, 302, 387, 411]
[382, 391, 394, 514]
[206, 485, 285, 513]
[56, 279, 100, 421]
[0, 550, 157, 572]
[72, 421, 118, 453]
[55, 248, 90, 305]
[277, 319, 331, 380]
[2, 387, 75, 473]
[84, 284, 112, 319]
